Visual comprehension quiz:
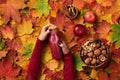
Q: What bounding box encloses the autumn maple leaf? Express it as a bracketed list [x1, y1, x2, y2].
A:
[43, 66, 63, 80]
[49, 0, 62, 17]
[50, 10, 66, 31]
[111, 23, 120, 49]
[73, 0, 85, 10]
[0, 0, 26, 23]
[0, 25, 15, 40]
[6, 37, 22, 50]
[0, 56, 21, 80]
[95, 21, 112, 41]
[34, 0, 51, 16]
[96, 0, 114, 7]
[0, 0, 6, 4]
[98, 71, 109, 80]
[106, 62, 120, 79]
[0, 48, 9, 59]
[112, 11, 120, 23]
[17, 19, 34, 36]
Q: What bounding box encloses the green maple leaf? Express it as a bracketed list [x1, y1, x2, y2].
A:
[73, 54, 84, 71]
[0, 39, 5, 51]
[34, 0, 51, 16]
[23, 43, 34, 60]
[111, 23, 120, 49]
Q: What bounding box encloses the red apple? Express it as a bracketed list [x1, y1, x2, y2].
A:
[84, 11, 96, 23]
[73, 24, 87, 36]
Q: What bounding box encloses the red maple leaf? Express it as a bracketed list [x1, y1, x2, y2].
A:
[98, 71, 109, 80]
[95, 20, 111, 39]
[110, 44, 120, 63]
[0, 0, 6, 4]
[61, 0, 72, 6]
[44, 67, 63, 80]
[6, 37, 22, 50]
[106, 62, 120, 79]
[0, 54, 20, 80]
[0, 25, 15, 40]
[73, 0, 86, 10]
[50, 10, 66, 31]
[0, 0, 26, 23]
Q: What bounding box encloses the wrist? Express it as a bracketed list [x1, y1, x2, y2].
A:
[38, 35, 45, 41]
[63, 49, 70, 55]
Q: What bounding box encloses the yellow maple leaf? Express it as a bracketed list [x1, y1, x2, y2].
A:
[39, 74, 46, 80]
[0, 15, 3, 26]
[56, 61, 64, 71]
[42, 45, 52, 63]
[96, 0, 114, 7]
[90, 69, 98, 80]
[38, 16, 50, 27]
[50, 1, 62, 17]
[16, 53, 29, 69]
[46, 59, 59, 70]
[27, 0, 37, 9]
[17, 19, 34, 36]
[99, 13, 113, 24]
[31, 9, 42, 18]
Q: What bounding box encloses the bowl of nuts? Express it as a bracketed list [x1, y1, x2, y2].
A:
[80, 39, 111, 69]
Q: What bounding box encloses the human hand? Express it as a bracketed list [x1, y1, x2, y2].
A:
[59, 40, 70, 55]
[38, 24, 56, 41]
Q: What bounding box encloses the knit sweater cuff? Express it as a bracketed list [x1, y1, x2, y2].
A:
[64, 52, 73, 60]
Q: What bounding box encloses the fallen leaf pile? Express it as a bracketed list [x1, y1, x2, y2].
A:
[0, 0, 120, 80]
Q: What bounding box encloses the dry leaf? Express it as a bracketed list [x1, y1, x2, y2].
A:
[17, 19, 34, 36]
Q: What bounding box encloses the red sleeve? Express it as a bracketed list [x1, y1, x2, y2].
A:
[26, 38, 43, 80]
[63, 52, 76, 80]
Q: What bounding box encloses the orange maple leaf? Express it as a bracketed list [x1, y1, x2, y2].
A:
[50, 10, 66, 31]
[0, 0, 26, 23]
[49, 0, 62, 17]
[95, 21, 112, 40]
[0, 48, 10, 59]
[73, 0, 86, 10]
[0, 25, 15, 40]
[96, 0, 114, 7]
[0, 50, 21, 80]
[62, 20, 75, 43]
[112, 11, 120, 23]
[83, 0, 95, 3]
[6, 37, 22, 50]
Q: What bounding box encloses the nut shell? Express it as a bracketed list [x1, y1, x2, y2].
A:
[94, 49, 100, 56]
[80, 39, 110, 69]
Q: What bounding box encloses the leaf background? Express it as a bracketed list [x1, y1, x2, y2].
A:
[0, 0, 120, 80]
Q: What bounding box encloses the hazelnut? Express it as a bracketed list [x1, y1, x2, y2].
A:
[96, 59, 100, 63]
[94, 49, 101, 56]
[96, 43, 100, 48]
[84, 58, 91, 64]
[101, 45, 106, 49]
[99, 55, 106, 62]
[102, 50, 107, 55]
[87, 52, 93, 57]
[83, 51, 87, 55]
[91, 58, 97, 65]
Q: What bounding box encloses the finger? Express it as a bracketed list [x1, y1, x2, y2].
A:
[43, 24, 51, 30]
[49, 24, 57, 30]
[46, 29, 51, 34]
[59, 43, 63, 48]
[58, 41, 63, 47]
